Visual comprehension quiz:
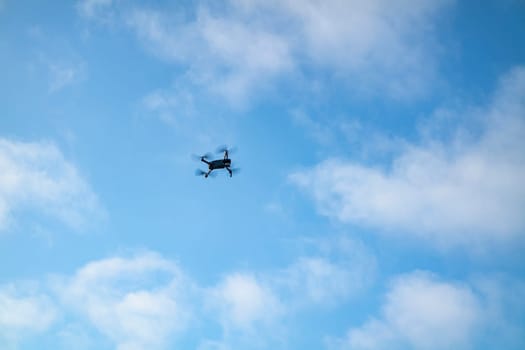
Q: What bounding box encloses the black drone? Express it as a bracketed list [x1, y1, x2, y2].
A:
[194, 146, 239, 178]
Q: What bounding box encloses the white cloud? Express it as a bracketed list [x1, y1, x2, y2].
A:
[0, 285, 57, 344]
[0, 243, 372, 348]
[193, 235, 376, 350]
[80, 0, 452, 107]
[201, 236, 376, 350]
[56, 252, 192, 350]
[126, 6, 294, 106]
[208, 273, 283, 332]
[340, 271, 482, 350]
[275, 0, 451, 98]
[290, 67, 525, 249]
[4, 255, 523, 349]
[0, 287, 57, 332]
[0, 139, 104, 232]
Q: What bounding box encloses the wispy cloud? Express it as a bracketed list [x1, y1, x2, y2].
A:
[290, 66, 525, 249]
[142, 87, 197, 126]
[274, 0, 452, 99]
[27, 27, 87, 93]
[277, 236, 376, 308]
[48, 61, 84, 93]
[125, 5, 294, 107]
[76, 0, 115, 20]
[0, 138, 104, 232]
[78, 0, 453, 108]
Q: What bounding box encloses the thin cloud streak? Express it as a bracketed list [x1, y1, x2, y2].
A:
[48, 62, 84, 93]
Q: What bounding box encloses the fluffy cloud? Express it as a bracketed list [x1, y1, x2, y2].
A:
[206, 244, 372, 334]
[0, 252, 192, 349]
[52, 236, 373, 347]
[337, 271, 525, 350]
[0, 139, 104, 232]
[290, 67, 525, 248]
[55, 252, 192, 350]
[201, 236, 376, 349]
[0, 287, 57, 332]
[3, 250, 523, 349]
[208, 273, 283, 332]
[340, 271, 482, 350]
[0, 241, 373, 348]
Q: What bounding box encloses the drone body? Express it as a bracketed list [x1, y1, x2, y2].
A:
[195, 147, 238, 178]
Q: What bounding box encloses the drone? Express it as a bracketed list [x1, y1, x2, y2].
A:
[194, 146, 239, 178]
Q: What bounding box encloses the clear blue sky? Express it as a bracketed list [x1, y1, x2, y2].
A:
[1, 1, 525, 349]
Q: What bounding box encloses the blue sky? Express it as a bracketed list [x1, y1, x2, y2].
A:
[1, 0, 525, 349]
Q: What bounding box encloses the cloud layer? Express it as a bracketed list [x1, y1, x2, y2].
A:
[1, 239, 375, 349]
[3, 251, 523, 349]
[291, 67, 525, 248]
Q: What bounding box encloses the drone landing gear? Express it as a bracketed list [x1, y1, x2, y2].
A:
[226, 168, 232, 177]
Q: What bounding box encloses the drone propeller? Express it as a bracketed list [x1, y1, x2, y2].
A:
[195, 169, 217, 178]
[216, 145, 237, 155]
[191, 152, 213, 161]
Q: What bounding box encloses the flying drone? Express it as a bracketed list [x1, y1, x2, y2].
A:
[194, 146, 239, 178]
